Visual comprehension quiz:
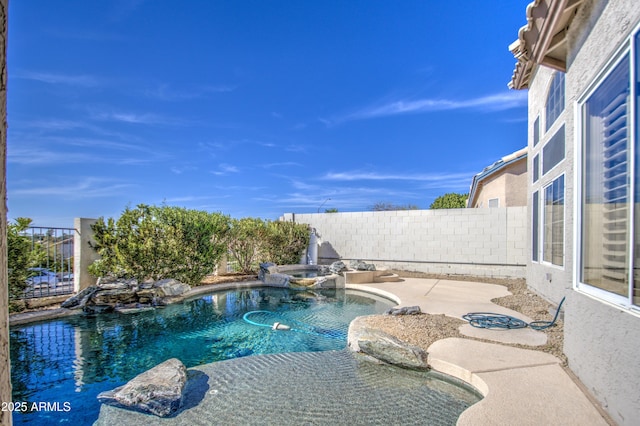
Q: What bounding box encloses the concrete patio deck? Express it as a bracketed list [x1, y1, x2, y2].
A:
[350, 278, 611, 426]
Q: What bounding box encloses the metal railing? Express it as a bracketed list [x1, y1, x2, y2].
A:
[19, 226, 76, 299]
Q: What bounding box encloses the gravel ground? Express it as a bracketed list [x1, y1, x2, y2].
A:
[362, 271, 567, 365]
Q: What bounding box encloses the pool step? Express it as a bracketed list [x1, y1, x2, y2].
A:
[344, 270, 403, 284]
[374, 272, 402, 283]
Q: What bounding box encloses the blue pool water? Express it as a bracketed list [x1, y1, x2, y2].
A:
[9, 287, 394, 425]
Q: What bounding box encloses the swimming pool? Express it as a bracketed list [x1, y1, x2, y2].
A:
[11, 286, 482, 425]
[9, 287, 395, 424]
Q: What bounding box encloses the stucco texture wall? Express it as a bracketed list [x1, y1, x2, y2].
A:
[471, 159, 528, 208]
[285, 207, 527, 279]
[530, 0, 640, 424]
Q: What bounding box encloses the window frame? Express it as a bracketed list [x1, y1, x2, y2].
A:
[532, 190, 540, 263]
[541, 174, 565, 268]
[546, 72, 566, 132]
[575, 26, 640, 311]
[542, 125, 566, 176]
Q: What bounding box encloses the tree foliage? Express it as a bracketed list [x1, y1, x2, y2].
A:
[429, 193, 468, 209]
[89, 204, 230, 285]
[8, 218, 34, 301]
[226, 218, 310, 273]
[370, 202, 419, 211]
[88, 205, 311, 281]
[225, 217, 267, 274]
[262, 220, 310, 266]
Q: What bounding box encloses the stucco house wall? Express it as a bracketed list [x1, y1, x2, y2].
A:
[526, 63, 573, 306]
[470, 159, 528, 208]
[523, 0, 640, 423]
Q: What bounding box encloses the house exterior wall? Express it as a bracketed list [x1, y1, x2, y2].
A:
[526, 0, 640, 423]
[471, 159, 528, 208]
[283, 207, 527, 279]
[527, 64, 573, 305]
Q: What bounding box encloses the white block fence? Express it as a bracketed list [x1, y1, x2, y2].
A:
[281, 207, 527, 279]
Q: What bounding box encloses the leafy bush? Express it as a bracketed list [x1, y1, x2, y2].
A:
[8, 218, 33, 301]
[262, 220, 310, 266]
[429, 193, 468, 209]
[225, 217, 268, 274]
[8, 217, 47, 311]
[226, 218, 310, 273]
[89, 205, 230, 285]
[370, 202, 419, 211]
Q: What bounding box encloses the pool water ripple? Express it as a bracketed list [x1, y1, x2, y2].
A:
[96, 350, 482, 425]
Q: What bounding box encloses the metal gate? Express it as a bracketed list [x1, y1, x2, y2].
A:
[20, 226, 76, 299]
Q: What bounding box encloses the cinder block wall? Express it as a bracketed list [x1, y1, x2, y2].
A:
[283, 207, 527, 278]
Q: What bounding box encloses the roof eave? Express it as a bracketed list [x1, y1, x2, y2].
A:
[508, 0, 584, 90]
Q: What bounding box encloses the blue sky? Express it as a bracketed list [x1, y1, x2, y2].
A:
[8, 1, 529, 228]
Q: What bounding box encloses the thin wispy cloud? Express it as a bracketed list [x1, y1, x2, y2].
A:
[26, 119, 89, 131]
[12, 177, 136, 198]
[211, 163, 239, 176]
[262, 161, 302, 169]
[91, 111, 162, 124]
[321, 170, 473, 183]
[161, 195, 216, 203]
[170, 165, 198, 175]
[145, 84, 235, 101]
[327, 91, 528, 125]
[15, 71, 103, 87]
[89, 109, 192, 126]
[8, 139, 162, 165]
[8, 148, 102, 165]
[44, 136, 152, 153]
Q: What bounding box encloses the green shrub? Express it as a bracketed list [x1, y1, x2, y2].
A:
[429, 193, 468, 209]
[8, 217, 47, 311]
[225, 218, 310, 273]
[262, 220, 310, 266]
[89, 205, 230, 285]
[226, 217, 268, 274]
[8, 218, 32, 302]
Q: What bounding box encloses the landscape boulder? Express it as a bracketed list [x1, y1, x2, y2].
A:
[385, 306, 422, 316]
[153, 279, 191, 297]
[97, 358, 187, 417]
[348, 317, 430, 370]
[92, 288, 139, 306]
[329, 261, 348, 274]
[61, 278, 192, 313]
[258, 262, 276, 281]
[357, 329, 430, 370]
[262, 272, 290, 287]
[61, 286, 99, 309]
[350, 260, 376, 271]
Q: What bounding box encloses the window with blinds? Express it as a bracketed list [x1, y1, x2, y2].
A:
[580, 52, 634, 303]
